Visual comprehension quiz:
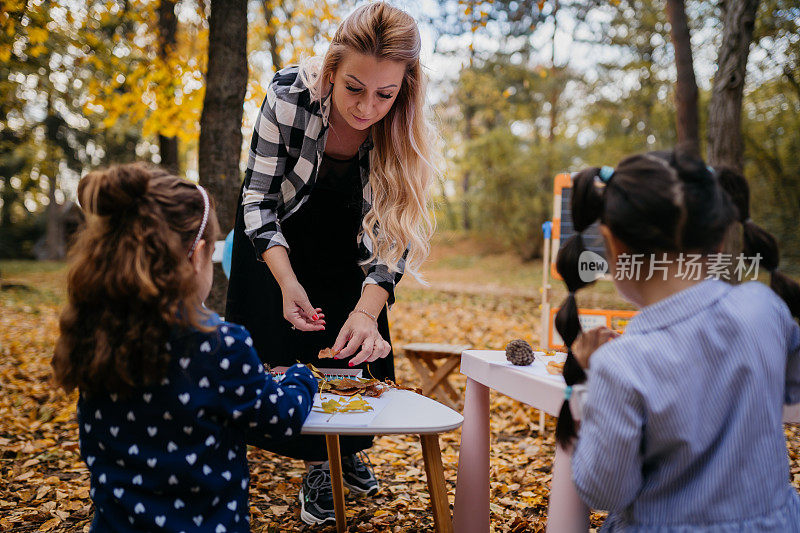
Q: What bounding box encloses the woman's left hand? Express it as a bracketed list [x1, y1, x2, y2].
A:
[332, 311, 392, 367]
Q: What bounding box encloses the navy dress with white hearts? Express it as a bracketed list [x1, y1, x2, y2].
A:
[77, 313, 317, 532]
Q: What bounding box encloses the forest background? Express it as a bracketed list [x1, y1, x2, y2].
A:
[1, 0, 798, 278]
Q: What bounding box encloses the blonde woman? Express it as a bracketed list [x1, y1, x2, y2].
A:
[225, 2, 436, 525]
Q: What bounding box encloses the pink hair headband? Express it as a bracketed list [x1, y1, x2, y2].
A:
[187, 184, 209, 259]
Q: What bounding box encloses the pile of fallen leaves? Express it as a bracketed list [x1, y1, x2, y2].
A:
[2, 264, 800, 533]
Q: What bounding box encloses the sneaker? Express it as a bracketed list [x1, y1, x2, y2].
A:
[341, 452, 379, 496]
[299, 463, 336, 525]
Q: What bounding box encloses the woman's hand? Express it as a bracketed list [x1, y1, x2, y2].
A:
[332, 311, 391, 366]
[573, 326, 620, 370]
[280, 280, 325, 331]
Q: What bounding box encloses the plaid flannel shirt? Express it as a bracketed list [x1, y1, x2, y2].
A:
[242, 66, 405, 304]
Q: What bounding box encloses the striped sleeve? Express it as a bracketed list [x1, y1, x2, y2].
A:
[785, 316, 800, 405]
[242, 87, 290, 258]
[572, 353, 644, 512]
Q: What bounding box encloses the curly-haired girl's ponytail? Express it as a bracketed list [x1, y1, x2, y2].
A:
[716, 167, 800, 319]
[554, 167, 607, 449]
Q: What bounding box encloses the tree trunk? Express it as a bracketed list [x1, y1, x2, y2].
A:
[158, 0, 180, 174]
[665, 0, 699, 153]
[198, 0, 248, 314]
[706, 0, 759, 172]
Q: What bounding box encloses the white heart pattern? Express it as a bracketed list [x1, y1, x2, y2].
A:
[143, 393, 152, 403]
[242, 364, 251, 374]
[86, 456, 95, 466]
[269, 416, 278, 424]
[180, 357, 191, 369]
[174, 498, 184, 509]
[178, 393, 190, 405]
[135, 502, 145, 514]
[147, 426, 158, 437]
[232, 410, 242, 419]
[128, 444, 139, 456]
[288, 408, 294, 416]
[114, 488, 124, 498]
[245, 337, 253, 346]
[202, 464, 212, 475]
[185, 453, 197, 465]
[200, 341, 211, 352]
[98, 473, 107, 484]
[227, 501, 237, 511]
[216, 524, 227, 533]
[127, 411, 135, 422]
[193, 516, 203, 526]
[147, 458, 157, 468]
[220, 358, 230, 370]
[84, 423, 91, 433]
[224, 336, 234, 347]
[199, 377, 210, 388]
[183, 426, 193, 435]
[269, 394, 277, 404]
[168, 475, 178, 485]
[205, 436, 215, 446]
[163, 411, 172, 420]
[155, 515, 166, 527]
[167, 441, 178, 452]
[235, 386, 245, 396]
[132, 474, 142, 485]
[110, 426, 119, 437]
[285, 428, 292, 436]
[94, 410, 102, 420]
[221, 470, 232, 480]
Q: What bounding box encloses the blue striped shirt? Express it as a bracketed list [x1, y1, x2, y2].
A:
[572, 280, 800, 532]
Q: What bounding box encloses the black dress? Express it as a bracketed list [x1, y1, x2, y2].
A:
[225, 152, 395, 461]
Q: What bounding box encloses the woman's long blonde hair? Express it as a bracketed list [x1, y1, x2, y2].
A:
[300, 1, 436, 278]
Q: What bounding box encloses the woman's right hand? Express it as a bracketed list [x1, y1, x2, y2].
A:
[281, 280, 325, 331]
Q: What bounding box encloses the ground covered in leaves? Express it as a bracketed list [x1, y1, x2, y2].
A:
[2, 238, 800, 532]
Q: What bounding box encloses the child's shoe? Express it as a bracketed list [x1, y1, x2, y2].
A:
[299, 463, 336, 525]
[342, 452, 379, 496]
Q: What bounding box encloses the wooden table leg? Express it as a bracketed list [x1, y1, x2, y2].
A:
[325, 435, 347, 533]
[453, 377, 490, 533]
[420, 434, 453, 533]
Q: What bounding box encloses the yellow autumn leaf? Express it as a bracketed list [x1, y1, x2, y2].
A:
[27, 27, 48, 45]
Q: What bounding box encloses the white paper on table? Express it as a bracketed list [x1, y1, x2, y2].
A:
[489, 352, 566, 383]
[305, 393, 392, 428]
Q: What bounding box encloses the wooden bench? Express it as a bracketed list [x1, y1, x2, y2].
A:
[401, 343, 472, 410]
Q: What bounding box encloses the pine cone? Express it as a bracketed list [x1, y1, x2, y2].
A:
[505, 339, 535, 366]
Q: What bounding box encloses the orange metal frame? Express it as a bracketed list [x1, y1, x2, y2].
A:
[547, 307, 637, 350]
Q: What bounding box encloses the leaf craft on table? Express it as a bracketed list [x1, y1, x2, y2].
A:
[314, 394, 374, 414]
[546, 361, 565, 375]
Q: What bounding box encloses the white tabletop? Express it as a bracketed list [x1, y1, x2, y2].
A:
[301, 388, 464, 436]
[460, 349, 800, 423]
[460, 350, 568, 417]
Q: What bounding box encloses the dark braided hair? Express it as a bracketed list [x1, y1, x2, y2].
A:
[553, 146, 737, 448]
[715, 167, 800, 319]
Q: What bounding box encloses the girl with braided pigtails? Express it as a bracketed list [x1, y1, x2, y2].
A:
[554, 147, 800, 531]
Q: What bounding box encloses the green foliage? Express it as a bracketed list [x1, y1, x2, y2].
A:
[462, 128, 555, 260]
[744, 0, 800, 263]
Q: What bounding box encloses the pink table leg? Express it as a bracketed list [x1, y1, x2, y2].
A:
[546, 444, 590, 532]
[453, 377, 490, 533]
